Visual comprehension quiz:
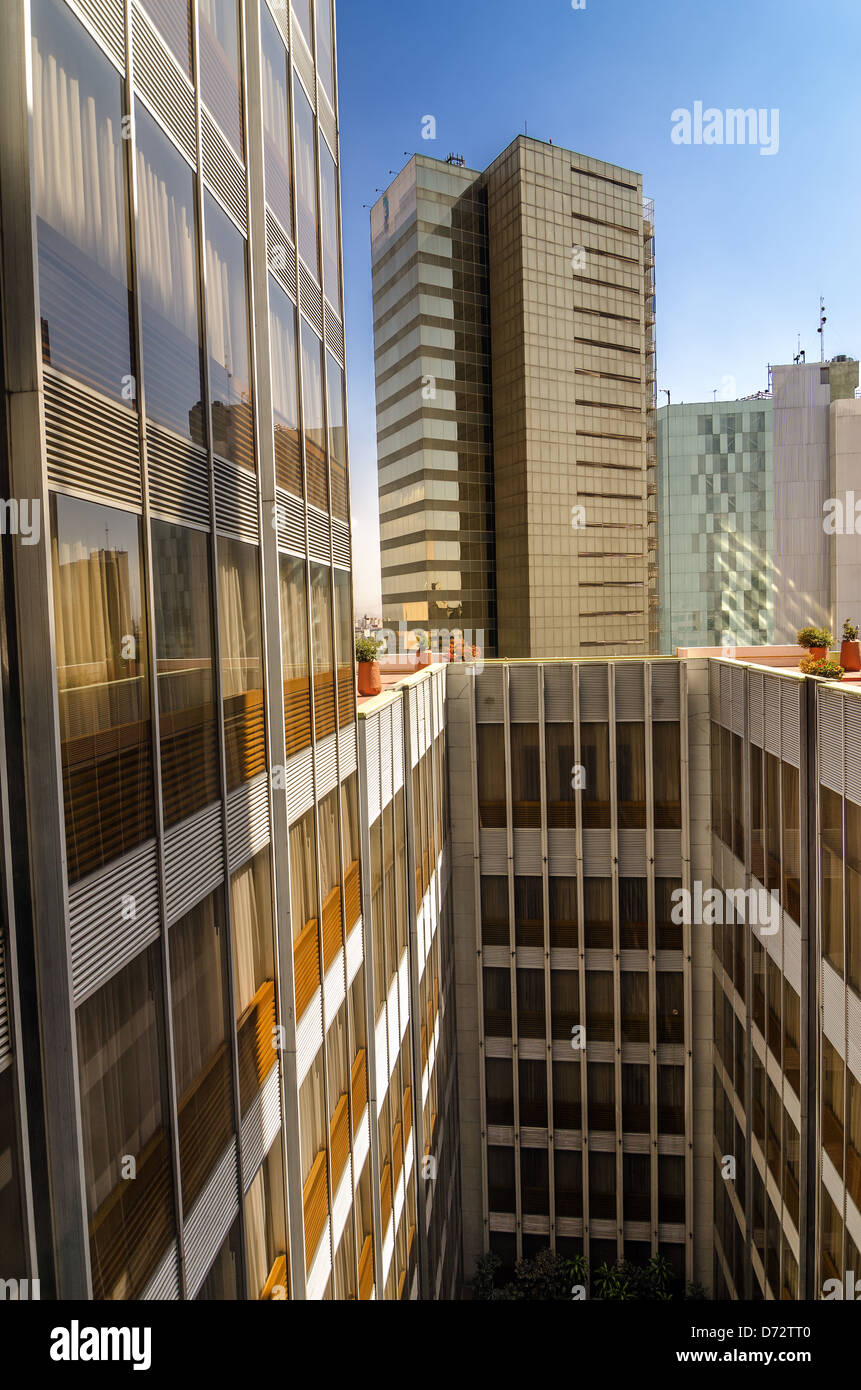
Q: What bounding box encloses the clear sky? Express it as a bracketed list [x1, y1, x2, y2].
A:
[335, 0, 861, 614]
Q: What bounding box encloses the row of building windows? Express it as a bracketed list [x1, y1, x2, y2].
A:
[479, 721, 681, 830]
[482, 967, 684, 1045]
[51, 490, 353, 884]
[481, 874, 683, 952]
[33, 0, 347, 517]
[486, 1144, 685, 1225]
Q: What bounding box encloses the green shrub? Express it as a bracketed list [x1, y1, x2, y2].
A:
[355, 635, 383, 664]
[842, 619, 859, 642]
[796, 625, 833, 649]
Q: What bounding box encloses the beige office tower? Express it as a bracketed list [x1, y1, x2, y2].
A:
[371, 137, 656, 661]
[484, 140, 656, 658]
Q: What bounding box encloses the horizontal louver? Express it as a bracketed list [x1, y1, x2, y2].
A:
[651, 662, 681, 721]
[578, 665, 609, 720]
[306, 505, 329, 562]
[45, 370, 141, 510]
[74, 0, 125, 67]
[69, 840, 160, 1004]
[299, 263, 324, 338]
[184, 1141, 240, 1298]
[323, 301, 344, 364]
[614, 663, 644, 720]
[132, 6, 195, 162]
[226, 772, 270, 872]
[266, 208, 297, 292]
[201, 109, 247, 229]
[508, 666, 539, 722]
[543, 665, 574, 722]
[331, 519, 351, 567]
[215, 458, 259, 542]
[818, 689, 844, 796]
[164, 802, 223, 925]
[0, 929, 10, 1064]
[147, 426, 210, 529]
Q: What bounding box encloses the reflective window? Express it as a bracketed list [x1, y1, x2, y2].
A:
[76, 945, 174, 1298]
[301, 321, 327, 509]
[199, 0, 243, 158]
[0, 1067, 28, 1278]
[510, 723, 540, 827]
[205, 193, 254, 469]
[341, 773, 361, 930]
[326, 354, 347, 521]
[653, 722, 681, 829]
[821, 785, 844, 977]
[318, 787, 342, 971]
[280, 554, 311, 756]
[319, 138, 340, 310]
[616, 721, 646, 829]
[260, 5, 292, 233]
[218, 537, 266, 789]
[580, 723, 610, 827]
[269, 276, 301, 495]
[545, 724, 575, 827]
[485, 1057, 513, 1126]
[136, 104, 205, 445]
[477, 725, 505, 827]
[51, 494, 153, 882]
[822, 1036, 844, 1176]
[310, 562, 334, 741]
[292, 0, 312, 47]
[293, 75, 319, 277]
[315, 0, 334, 98]
[290, 809, 319, 1018]
[232, 849, 276, 1115]
[333, 566, 354, 727]
[139, 0, 193, 74]
[152, 521, 218, 827]
[33, 0, 133, 402]
[245, 1141, 288, 1299]
[171, 891, 234, 1214]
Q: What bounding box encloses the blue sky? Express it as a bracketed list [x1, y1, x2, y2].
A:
[335, 0, 861, 612]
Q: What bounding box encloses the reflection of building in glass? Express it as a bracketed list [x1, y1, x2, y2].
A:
[658, 359, 861, 654]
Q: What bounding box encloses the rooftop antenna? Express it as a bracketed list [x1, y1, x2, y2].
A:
[818, 296, 827, 363]
[793, 333, 806, 365]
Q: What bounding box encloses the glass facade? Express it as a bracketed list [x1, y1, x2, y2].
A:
[8, 0, 362, 1303]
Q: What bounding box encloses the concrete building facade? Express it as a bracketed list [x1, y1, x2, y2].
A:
[371, 138, 657, 663]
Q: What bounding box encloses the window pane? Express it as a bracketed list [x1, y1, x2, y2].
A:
[617, 722, 646, 828]
[510, 723, 540, 827]
[341, 773, 361, 930]
[327, 353, 347, 521]
[293, 75, 319, 277]
[260, 5, 292, 233]
[477, 724, 505, 827]
[546, 724, 575, 827]
[319, 137, 340, 310]
[218, 537, 265, 789]
[152, 521, 218, 826]
[198, 0, 243, 158]
[280, 554, 311, 756]
[289, 809, 319, 1013]
[292, 0, 312, 46]
[334, 567, 355, 726]
[33, 0, 133, 402]
[51, 494, 154, 882]
[314, 0, 334, 99]
[269, 276, 301, 495]
[205, 193, 254, 469]
[139, 0, 193, 74]
[171, 891, 234, 1214]
[245, 1140, 288, 1299]
[580, 723, 610, 827]
[653, 722, 681, 829]
[76, 945, 174, 1298]
[136, 103, 205, 445]
[310, 562, 334, 740]
[232, 848, 276, 1115]
[301, 321, 327, 508]
[0, 1068, 28, 1278]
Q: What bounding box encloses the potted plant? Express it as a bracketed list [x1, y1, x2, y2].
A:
[799, 656, 844, 681]
[355, 635, 383, 697]
[841, 619, 861, 672]
[797, 625, 833, 663]
[412, 630, 432, 670]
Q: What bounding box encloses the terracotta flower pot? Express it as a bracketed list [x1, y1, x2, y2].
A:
[808, 646, 827, 662]
[840, 640, 861, 672]
[357, 660, 381, 697]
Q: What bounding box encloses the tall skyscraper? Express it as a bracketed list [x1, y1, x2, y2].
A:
[657, 359, 861, 654]
[0, 0, 461, 1303]
[371, 138, 657, 661]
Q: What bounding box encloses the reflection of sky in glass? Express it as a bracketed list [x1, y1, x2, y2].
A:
[54, 493, 143, 620]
